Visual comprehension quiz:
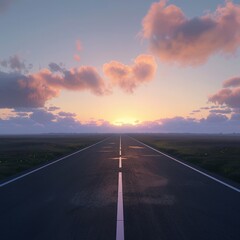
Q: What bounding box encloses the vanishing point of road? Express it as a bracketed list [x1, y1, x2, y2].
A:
[0, 135, 239, 240]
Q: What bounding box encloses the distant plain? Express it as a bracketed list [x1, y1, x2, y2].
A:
[0, 134, 240, 184]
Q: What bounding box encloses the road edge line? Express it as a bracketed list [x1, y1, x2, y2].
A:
[131, 137, 240, 193]
[0, 137, 110, 188]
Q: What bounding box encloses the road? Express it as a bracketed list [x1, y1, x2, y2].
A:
[0, 135, 239, 240]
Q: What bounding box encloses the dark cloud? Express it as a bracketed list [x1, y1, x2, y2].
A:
[0, 55, 30, 72]
[48, 63, 63, 73]
[209, 109, 232, 114]
[30, 109, 56, 124]
[202, 113, 228, 123]
[142, 0, 240, 65]
[231, 113, 240, 121]
[61, 66, 107, 95]
[47, 106, 60, 112]
[0, 65, 107, 108]
[58, 111, 77, 117]
[1, 109, 240, 134]
[0, 71, 59, 108]
[223, 77, 240, 88]
[209, 76, 240, 108]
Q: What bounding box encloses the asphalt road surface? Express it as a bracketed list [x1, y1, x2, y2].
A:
[0, 135, 239, 240]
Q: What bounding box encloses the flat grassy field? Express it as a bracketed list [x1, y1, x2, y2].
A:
[132, 134, 240, 183]
[0, 134, 109, 181]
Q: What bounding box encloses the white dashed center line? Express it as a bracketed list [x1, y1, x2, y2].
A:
[116, 136, 124, 240]
[116, 172, 124, 240]
[119, 157, 122, 169]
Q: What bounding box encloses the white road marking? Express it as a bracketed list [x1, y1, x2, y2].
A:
[116, 172, 124, 240]
[120, 136, 121, 150]
[119, 136, 122, 156]
[119, 157, 122, 169]
[116, 136, 124, 240]
[132, 137, 240, 193]
[0, 138, 110, 188]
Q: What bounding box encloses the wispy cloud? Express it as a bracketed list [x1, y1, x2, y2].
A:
[73, 54, 81, 62]
[73, 40, 82, 62]
[142, 0, 240, 65]
[0, 55, 32, 73]
[76, 40, 82, 52]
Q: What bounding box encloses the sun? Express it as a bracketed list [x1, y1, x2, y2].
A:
[112, 117, 139, 126]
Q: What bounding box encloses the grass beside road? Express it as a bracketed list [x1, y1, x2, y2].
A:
[0, 134, 109, 181]
[132, 134, 240, 184]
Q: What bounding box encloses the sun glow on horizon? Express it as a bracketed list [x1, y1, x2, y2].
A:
[112, 117, 140, 126]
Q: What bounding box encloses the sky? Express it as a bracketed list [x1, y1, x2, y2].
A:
[1, 0, 240, 133]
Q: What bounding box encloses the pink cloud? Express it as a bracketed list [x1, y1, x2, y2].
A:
[103, 54, 157, 93]
[76, 40, 82, 52]
[73, 54, 81, 62]
[0, 65, 107, 108]
[209, 88, 240, 108]
[142, 0, 240, 65]
[223, 77, 240, 88]
[209, 76, 240, 108]
[57, 66, 107, 95]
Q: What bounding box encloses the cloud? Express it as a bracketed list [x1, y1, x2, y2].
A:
[142, 0, 240, 65]
[0, 54, 156, 109]
[47, 106, 60, 112]
[191, 110, 201, 113]
[59, 66, 107, 95]
[103, 54, 157, 93]
[73, 54, 81, 62]
[202, 113, 228, 123]
[1, 109, 240, 134]
[231, 113, 240, 121]
[48, 62, 63, 72]
[223, 77, 240, 88]
[209, 108, 232, 114]
[209, 76, 240, 108]
[0, 65, 107, 108]
[0, 71, 59, 108]
[58, 111, 77, 117]
[0, 55, 30, 72]
[209, 88, 240, 108]
[73, 40, 82, 62]
[30, 109, 56, 124]
[76, 40, 82, 52]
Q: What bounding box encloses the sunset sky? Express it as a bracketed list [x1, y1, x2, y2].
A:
[1, 0, 240, 133]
